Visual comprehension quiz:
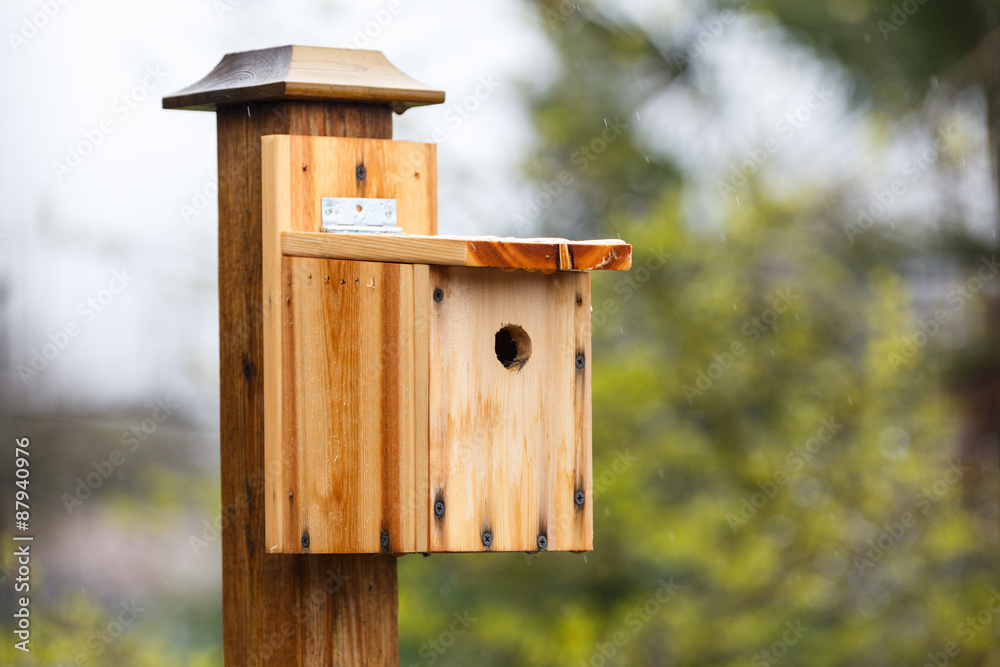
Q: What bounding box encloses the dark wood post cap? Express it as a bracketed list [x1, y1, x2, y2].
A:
[162, 45, 445, 113]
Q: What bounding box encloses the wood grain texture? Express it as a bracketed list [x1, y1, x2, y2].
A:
[263, 134, 435, 556]
[215, 100, 398, 666]
[281, 232, 632, 272]
[164, 45, 445, 112]
[412, 265, 430, 553]
[277, 134, 437, 237]
[427, 266, 593, 552]
[279, 258, 418, 554]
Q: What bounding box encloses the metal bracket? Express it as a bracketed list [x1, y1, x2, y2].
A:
[321, 197, 401, 234]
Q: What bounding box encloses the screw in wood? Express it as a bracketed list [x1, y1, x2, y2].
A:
[356, 164, 366, 180]
[301, 532, 310, 549]
[433, 288, 444, 302]
[482, 531, 493, 548]
[574, 491, 585, 507]
[575, 354, 585, 370]
[434, 500, 445, 517]
[380, 531, 390, 549]
[537, 535, 547, 550]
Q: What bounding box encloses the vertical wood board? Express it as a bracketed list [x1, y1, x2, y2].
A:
[218, 101, 398, 667]
[427, 266, 593, 552]
[284, 257, 417, 554]
[264, 133, 434, 555]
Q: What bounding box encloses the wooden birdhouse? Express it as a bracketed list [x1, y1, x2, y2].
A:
[262, 133, 630, 555]
[166, 44, 631, 665]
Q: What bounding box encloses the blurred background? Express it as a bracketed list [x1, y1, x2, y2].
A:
[2, 0, 1000, 664]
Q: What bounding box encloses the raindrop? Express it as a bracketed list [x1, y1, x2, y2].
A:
[736, 196, 741, 207]
[763, 515, 797, 548]
[848, 396, 853, 405]
[878, 426, 910, 460]
[604, 507, 610, 516]
[645, 155, 650, 163]
[583, 555, 588, 563]
[792, 477, 826, 508]
[604, 118, 608, 127]
[636, 111, 641, 120]
[658, 469, 664, 478]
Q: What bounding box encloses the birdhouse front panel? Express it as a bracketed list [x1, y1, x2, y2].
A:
[427, 266, 593, 552]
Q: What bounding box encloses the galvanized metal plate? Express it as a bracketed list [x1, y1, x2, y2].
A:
[321, 197, 401, 234]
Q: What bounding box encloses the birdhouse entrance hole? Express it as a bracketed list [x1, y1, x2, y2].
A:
[495, 324, 532, 370]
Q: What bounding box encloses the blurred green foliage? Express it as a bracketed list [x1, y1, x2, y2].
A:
[0, 572, 222, 666]
[399, 2, 999, 665]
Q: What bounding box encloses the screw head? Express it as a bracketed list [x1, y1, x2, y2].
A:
[434, 500, 445, 518]
[574, 491, 585, 507]
[482, 531, 493, 548]
[356, 164, 366, 180]
[380, 531, 390, 549]
[575, 354, 585, 370]
[301, 532, 310, 549]
[537, 535, 547, 550]
[433, 288, 444, 302]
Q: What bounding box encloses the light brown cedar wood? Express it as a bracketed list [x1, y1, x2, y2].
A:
[427, 266, 594, 552]
[263, 134, 434, 555]
[281, 231, 632, 272]
[219, 102, 398, 667]
[283, 258, 418, 554]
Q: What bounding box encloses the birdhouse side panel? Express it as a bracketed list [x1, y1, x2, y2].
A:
[271, 256, 423, 554]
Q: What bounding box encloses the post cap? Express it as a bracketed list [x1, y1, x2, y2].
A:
[162, 45, 445, 113]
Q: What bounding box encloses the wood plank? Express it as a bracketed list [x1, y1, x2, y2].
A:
[283, 135, 436, 237]
[427, 266, 593, 552]
[217, 100, 398, 667]
[264, 133, 434, 555]
[282, 231, 632, 271]
[570, 275, 594, 551]
[284, 258, 417, 554]
[164, 45, 445, 112]
[263, 132, 291, 553]
[412, 264, 431, 553]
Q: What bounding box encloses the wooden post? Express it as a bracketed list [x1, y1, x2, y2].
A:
[163, 46, 444, 666]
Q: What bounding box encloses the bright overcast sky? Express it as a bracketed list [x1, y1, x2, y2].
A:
[0, 0, 992, 415]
